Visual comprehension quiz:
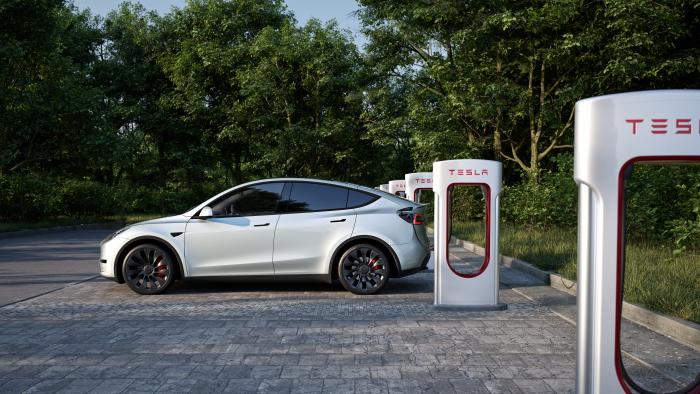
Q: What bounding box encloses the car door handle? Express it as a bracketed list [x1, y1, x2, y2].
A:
[254, 223, 270, 227]
[330, 219, 346, 223]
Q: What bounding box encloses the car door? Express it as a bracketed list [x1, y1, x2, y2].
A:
[272, 182, 356, 275]
[184, 182, 285, 277]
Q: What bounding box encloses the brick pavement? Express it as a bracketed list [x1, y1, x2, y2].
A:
[0, 270, 582, 393]
[1, 268, 696, 393]
[1, 228, 697, 393]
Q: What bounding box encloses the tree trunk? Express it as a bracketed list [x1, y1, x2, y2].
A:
[233, 146, 242, 185]
[493, 110, 502, 159]
[527, 59, 539, 182]
[493, 57, 503, 159]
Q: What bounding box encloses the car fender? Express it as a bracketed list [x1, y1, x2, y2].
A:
[113, 223, 188, 279]
[327, 233, 402, 278]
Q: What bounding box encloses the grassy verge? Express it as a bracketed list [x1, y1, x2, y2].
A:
[449, 220, 699, 323]
[0, 213, 168, 233]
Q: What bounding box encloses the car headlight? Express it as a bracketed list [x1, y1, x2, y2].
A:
[100, 226, 131, 245]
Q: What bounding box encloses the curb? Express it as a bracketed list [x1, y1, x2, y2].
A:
[621, 302, 700, 350]
[451, 236, 699, 351]
[0, 221, 126, 240]
[500, 255, 552, 285]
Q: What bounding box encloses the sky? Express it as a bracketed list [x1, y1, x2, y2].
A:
[71, 0, 367, 48]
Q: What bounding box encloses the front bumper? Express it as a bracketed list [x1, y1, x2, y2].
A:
[99, 236, 130, 282]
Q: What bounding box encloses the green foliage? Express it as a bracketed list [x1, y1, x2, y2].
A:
[56, 179, 117, 217]
[0, 0, 104, 175]
[358, 0, 700, 181]
[501, 154, 577, 227]
[0, 0, 384, 220]
[0, 172, 58, 219]
[624, 164, 700, 247]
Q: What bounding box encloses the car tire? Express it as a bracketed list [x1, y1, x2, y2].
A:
[338, 243, 390, 295]
[122, 243, 175, 295]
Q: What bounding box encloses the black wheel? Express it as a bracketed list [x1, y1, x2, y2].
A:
[337, 244, 390, 295]
[122, 243, 174, 295]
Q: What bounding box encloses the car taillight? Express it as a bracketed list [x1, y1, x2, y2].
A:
[413, 213, 424, 225]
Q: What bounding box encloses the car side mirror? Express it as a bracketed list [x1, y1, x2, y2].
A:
[196, 206, 214, 219]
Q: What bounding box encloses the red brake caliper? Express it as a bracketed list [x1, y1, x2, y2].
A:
[154, 256, 167, 277]
[370, 256, 381, 271]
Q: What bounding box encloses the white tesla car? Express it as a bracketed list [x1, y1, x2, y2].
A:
[100, 179, 430, 295]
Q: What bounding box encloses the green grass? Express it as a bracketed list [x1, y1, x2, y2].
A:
[0, 213, 168, 233]
[448, 220, 699, 323]
[623, 242, 699, 323]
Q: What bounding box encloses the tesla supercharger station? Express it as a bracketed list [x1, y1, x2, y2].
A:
[379, 184, 390, 192]
[574, 90, 700, 394]
[433, 159, 505, 310]
[388, 180, 406, 197]
[405, 172, 433, 203]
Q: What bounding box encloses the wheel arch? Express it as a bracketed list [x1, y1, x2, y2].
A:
[329, 235, 401, 281]
[114, 236, 185, 283]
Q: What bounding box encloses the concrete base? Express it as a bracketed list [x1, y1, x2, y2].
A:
[434, 303, 508, 311]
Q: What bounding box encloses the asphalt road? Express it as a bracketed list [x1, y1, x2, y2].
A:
[0, 229, 115, 307]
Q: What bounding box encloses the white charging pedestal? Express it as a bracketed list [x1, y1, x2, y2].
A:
[388, 180, 406, 197]
[574, 90, 700, 394]
[379, 184, 390, 193]
[405, 172, 433, 203]
[433, 159, 505, 310]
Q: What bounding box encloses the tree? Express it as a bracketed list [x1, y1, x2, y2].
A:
[237, 18, 370, 181]
[0, 0, 103, 176]
[157, 0, 290, 184]
[358, 0, 700, 182]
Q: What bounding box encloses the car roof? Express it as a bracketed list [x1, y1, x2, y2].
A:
[246, 177, 360, 189]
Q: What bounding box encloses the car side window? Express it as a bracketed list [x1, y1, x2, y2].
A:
[211, 182, 284, 216]
[285, 182, 349, 213]
[347, 190, 378, 208]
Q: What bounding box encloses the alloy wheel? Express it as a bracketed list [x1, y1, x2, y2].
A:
[123, 244, 173, 295]
[340, 245, 388, 294]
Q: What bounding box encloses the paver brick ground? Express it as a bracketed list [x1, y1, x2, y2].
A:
[0, 269, 580, 393]
[0, 237, 696, 393]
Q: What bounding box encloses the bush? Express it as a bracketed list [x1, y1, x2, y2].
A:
[501, 154, 577, 228]
[625, 164, 700, 245]
[0, 172, 59, 219]
[57, 179, 120, 217]
[0, 172, 221, 220]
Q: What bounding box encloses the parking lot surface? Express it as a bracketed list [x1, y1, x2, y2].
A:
[0, 229, 696, 393]
[0, 229, 114, 307]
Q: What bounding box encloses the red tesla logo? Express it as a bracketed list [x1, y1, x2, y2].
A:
[626, 118, 696, 135]
[448, 169, 488, 176]
[413, 178, 432, 184]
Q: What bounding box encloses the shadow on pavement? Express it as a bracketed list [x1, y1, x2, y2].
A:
[162, 273, 434, 296]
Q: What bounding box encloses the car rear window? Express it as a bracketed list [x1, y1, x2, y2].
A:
[347, 190, 378, 208]
[286, 182, 349, 212]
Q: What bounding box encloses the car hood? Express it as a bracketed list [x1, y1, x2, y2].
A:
[132, 215, 189, 226]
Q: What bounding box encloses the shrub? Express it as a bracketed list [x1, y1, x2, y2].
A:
[57, 179, 119, 217]
[501, 154, 577, 228]
[625, 164, 700, 244]
[0, 172, 59, 219]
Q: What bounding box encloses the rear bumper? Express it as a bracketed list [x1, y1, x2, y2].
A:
[395, 251, 430, 277]
[391, 240, 430, 277]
